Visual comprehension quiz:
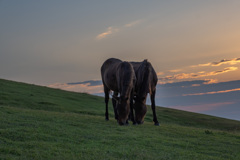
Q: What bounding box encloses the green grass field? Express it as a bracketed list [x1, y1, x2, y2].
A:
[0, 78, 240, 160]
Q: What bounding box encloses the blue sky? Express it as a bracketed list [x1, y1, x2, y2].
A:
[1, 1, 240, 84]
[1, 1, 240, 120]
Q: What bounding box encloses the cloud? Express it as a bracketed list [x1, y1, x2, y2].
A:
[192, 58, 240, 67]
[157, 72, 165, 76]
[170, 102, 235, 112]
[124, 20, 143, 28]
[191, 84, 201, 87]
[96, 27, 119, 40]
[203, 79, 218, 84]
[159, 67, 238, 81]
[183, 88, 240, 96]
[158, 57, 240, 84]
[158, 80, 174, 85]
[169, 69, 182, 73]
[96, 19, 143, 40]
[48, 83, 103, 94]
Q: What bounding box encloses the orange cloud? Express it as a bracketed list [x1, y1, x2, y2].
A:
[192, 58, 240, 67]
[96, 27, 119, 40]
[169, 69, 182, 73]
[191, 84, 201, 87]
[183, 88, 240, 96]
[48, 83, 103, 94]
[158, 81, 174, 85]
[159, 67, 238, 81]
[96, 20, 143, 40]
[188, 79, 217, 86]
[203, 79, 218, 84]
[157, 72, 165, 76]
[124, 20, 143, 28]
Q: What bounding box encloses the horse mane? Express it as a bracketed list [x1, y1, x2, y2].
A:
[136, 59, 152, 98]
[118, 61, 135, 97]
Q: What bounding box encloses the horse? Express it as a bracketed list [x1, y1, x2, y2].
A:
[101, 58, 136, 125]
[130, 59, 159, 126]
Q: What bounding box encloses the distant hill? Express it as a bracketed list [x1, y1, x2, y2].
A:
[67, 80, 103, 86]
[50, 79, 240, 120]
[0, 78, 240, 159]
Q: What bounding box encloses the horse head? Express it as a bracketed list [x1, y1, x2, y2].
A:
[134, 95, 147, 124]
[112, 95, 130, 125]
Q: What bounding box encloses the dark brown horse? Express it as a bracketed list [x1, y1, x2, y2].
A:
[101, 58, 136, 125]
[130, 60, 159, 126]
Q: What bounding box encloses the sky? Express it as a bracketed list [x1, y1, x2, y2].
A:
[1, 1, 240, 120]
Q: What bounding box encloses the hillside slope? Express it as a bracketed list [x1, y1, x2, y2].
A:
[0, 79, 240, 159]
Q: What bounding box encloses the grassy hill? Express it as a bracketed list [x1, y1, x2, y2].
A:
[0, 78, 240, 160]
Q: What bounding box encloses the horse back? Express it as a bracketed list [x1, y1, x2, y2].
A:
[101, 58, 122, 91]
[130, 60, 158, 95]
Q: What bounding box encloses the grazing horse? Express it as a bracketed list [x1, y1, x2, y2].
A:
[101, 58, 136, 125]
[130, 60, 159, 126]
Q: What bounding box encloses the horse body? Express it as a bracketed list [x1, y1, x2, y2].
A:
[130, 60, 159, 125]
[101, 58, 136, 125]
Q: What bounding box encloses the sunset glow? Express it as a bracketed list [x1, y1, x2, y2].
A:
[170, 102, 236, 113]
[183, 88, 240, 96]
[1, 1, 240, 120]
[192, 58, 240, 67]
[158, 58, 240, 84]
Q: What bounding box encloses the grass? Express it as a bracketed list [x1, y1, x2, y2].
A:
[0, 78, 240, 160]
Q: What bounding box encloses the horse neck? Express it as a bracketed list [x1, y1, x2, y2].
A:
[137, 63, 151, 97]
[118, 63, 134, 97]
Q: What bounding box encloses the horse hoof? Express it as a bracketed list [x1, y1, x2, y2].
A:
[154, 122, 160, 126]
[133, 122, 138, 125]
[105, 118, 109, 121]
[118, 121, 129, 126]
[118, 121, 124, 125]
[137, 121, 144, 125]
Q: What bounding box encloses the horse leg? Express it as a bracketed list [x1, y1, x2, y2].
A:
[130, 90, 136, 125]
[104, 86, 110, 121]
[112, 91, 118, 120]
[151, 90, 160, 126]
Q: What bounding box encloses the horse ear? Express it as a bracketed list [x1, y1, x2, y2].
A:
[112, 95, 120, 101]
